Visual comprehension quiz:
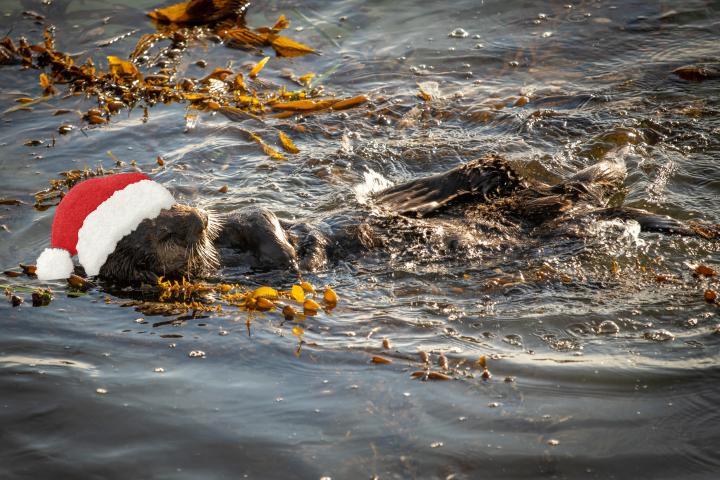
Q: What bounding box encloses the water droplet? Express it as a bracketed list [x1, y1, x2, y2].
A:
[218, 330, 229, 336]
[597, 320, 620, 334]
[448, 28, 469, 38]
[644, 330, 675, 342]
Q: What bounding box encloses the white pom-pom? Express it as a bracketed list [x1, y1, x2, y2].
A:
[36, 248, 74, 280]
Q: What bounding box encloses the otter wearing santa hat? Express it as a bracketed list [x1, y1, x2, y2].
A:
[34, 172, 297, 283]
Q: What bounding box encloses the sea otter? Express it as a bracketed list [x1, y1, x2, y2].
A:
[89, 154, 716, 284]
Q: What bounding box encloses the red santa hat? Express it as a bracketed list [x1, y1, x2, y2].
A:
[36, 172, 176, 280]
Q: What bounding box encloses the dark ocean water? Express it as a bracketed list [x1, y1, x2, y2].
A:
[1, 0, 719, 478]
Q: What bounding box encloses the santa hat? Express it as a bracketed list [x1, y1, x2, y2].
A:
[36, 172, 176, 280]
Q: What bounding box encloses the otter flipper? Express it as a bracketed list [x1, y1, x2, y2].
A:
[216, 207, 298, 271]
[593, 207, 719, 238]
[374, 156, 522, 217]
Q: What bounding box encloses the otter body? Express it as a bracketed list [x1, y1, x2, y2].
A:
[96, 155, 716, 284]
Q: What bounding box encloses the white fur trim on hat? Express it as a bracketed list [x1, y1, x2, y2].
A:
[36, 247, 74, 280]
[76, 179, 175, 276]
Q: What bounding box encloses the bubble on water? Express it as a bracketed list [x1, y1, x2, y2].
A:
[354, 168, 393, 204]
[188, 350, 206, 358]
[96, 388, 107, 395]
[218, 330, 229, 336]
[154, 367, 165, 373]
[503, 334, 523, 347]
[597, 320, 620, 334]
[448, 28, 469, 38]
[488, 402, 501, 408]
[430, 441, 444, 448]
[542, 31, 553, 38]
[547, 439, 560, 446]
[644, 330, 675, 342]
[508, 61, 519, 67]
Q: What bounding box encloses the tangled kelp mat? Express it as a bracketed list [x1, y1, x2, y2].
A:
[1, 0, 368, 161]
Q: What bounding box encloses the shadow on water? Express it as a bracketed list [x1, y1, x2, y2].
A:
[1, 0, 720, 478]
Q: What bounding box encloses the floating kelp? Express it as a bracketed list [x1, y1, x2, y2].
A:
[0, 2, 368, 160]
[155, 276, 338, 319]
[148, 0, 249, 25]
[33, 166, 114, 211]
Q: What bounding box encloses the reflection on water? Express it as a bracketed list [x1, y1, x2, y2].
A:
[1, 0, 719, 478]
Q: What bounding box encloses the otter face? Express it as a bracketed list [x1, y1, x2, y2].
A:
[99, 204, 220, 284]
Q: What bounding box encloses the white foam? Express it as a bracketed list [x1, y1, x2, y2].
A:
[354, 169, 393, 205]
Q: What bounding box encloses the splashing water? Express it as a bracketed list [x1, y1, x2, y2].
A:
[353, 168, 393, 205]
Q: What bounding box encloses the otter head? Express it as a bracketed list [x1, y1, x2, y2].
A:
[99, 204, 220, 284]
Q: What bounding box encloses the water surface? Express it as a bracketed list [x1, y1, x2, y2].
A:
[1, 0, 719, 478]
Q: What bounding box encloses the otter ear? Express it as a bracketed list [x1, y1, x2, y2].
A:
[36, 248, 74, 280]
